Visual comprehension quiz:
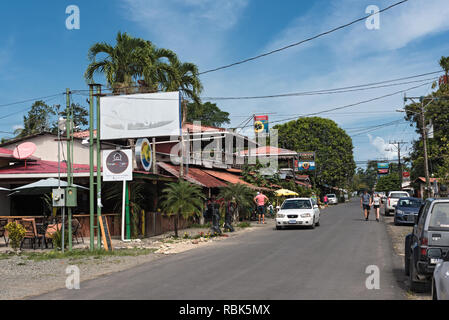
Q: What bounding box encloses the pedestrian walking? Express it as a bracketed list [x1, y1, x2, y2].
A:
[254, 191, 269, 224]
[372, 192, 381, 222]
[324, 195, 328, 206]
[360, 190, 372, 221]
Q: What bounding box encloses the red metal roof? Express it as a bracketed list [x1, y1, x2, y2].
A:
[416, 177, 439, 183]
[0, 160, 93, 174]
[183, 123, 226, 133]
[157, 162, 227, 188]
[73, 130, 97, 139]
[202, 169, 271, 191]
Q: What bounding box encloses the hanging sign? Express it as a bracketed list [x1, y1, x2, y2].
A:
[103, 149, 133, 181]
[254, 115, 269, 133]
[135, 138, 152, 172]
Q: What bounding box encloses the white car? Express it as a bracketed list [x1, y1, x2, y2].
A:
[432, 250, 449, 300]
[276, 198, 320, 230]
[385, 191, 410, 215]
[326, 194, 338, 205]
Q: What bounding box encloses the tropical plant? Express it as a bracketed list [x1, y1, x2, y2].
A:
[218, 184, 255, 221]
[160, 180, 205, 237]
[5, 222, 26, 252]
[440, 56, 449, 85]
[84, 32, 203, 102]
[51, 228, 69, 250]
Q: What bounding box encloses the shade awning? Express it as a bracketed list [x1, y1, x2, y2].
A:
[275, 189, 299, 197]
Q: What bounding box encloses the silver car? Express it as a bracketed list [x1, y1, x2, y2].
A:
[326, 194, 338, 205]
[432, 250, 449, 300]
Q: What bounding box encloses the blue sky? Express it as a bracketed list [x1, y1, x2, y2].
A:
[1, 0, 449, 167]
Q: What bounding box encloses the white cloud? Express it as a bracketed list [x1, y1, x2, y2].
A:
[12, 124, 23, 131]
[368, 134, 397, 160]
[120, 0, 249, 65]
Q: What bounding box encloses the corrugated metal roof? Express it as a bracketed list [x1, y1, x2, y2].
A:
[238, 146, 298, 157]
[157, 162, 227, 188]
[202, 169, 271, 191]
[0, 160, 93, 174]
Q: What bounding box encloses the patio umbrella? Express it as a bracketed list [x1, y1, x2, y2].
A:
[9, 178, 88, 196]
[275, 189, 299, 197]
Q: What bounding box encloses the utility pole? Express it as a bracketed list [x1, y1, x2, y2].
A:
[95, 84, 103, 249]
[66, 88, 73, 251]
[388, 140, 407, 190]
[88, 84, 95, 250]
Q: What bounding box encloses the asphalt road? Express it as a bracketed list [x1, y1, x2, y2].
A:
[34, 200, 406, 300]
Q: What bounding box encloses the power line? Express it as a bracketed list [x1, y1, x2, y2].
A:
[233, 81, 432, 129]
[199, 0, 410, 75]
[203, 77, 439, 101]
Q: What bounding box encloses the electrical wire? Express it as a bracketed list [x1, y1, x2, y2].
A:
[199, 0, 410, 75]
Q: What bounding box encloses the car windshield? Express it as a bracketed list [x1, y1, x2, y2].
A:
[327, 194, 336, 198]
[282, 200, 312, 210]
[398, 199, 422, 208]
[429, 203, 449, 230]
[390, 192, 408, 198]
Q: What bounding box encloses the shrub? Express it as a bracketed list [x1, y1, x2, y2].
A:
[5, 222, 26, 252]
[51, 228, 69, 250]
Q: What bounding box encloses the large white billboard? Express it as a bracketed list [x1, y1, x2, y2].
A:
[100, 91, 181, 140]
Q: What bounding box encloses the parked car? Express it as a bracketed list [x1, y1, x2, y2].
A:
[405, 198, 449, 292]
[326, 194, 338, 205]
[385, 191, 410, 216]
[394, 197, 423, 225]
[432, 250, 449, 300]
[276, 198, 320, 230]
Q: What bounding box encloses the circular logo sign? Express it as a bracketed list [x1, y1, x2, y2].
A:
[254, 121, 264, 133]
[302, 162, 310, 170]
[136, 138, 152, 171]
[106, 151, 129, 174]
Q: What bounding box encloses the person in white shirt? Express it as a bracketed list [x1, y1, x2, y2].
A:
[372, 193, 381, 222]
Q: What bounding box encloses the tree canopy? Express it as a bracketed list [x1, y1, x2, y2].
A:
[186, 101, 230, 127]
[274, 117, 356, 189]
[375, 173, 401, 192]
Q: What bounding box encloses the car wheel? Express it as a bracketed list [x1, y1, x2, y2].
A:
[316, 220, 320, 227]
[394, 218, 399, 226]
[409, 258, 428, 293]
[310, 217, 316, 229]
[404, 250, 410, 276]
[432, 279, 438, 300]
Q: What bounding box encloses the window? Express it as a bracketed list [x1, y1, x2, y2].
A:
[327, 194, 336, 198]
[398, 199, 422, 208]
[429, 203, 449, 230]
[282, 200, 312, 210]
[390, 192, 409, 198]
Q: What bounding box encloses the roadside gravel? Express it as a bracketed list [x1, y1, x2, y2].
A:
[0, 223, 259, 300]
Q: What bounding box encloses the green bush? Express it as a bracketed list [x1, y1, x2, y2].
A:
[5, 222, 26, 252]
[51, 228, 69, 250]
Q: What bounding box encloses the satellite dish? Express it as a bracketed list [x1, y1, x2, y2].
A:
[13, 142, 37, 160]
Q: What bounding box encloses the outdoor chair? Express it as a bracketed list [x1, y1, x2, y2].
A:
[0, 219, 8, 246]
[72, 218, 84, 244]
[19, 219, 45, 250]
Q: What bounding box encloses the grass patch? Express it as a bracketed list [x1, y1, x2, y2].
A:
[236, 222, 251, 228]
[23, 248, 156, 262]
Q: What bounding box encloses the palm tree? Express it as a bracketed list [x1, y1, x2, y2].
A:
[440, 56, 449, 85]
[218, 184, 254, 222]
[161, 180, 205, 237]
[85, 32, 177, 94]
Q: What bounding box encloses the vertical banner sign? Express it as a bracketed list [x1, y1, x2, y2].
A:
[254, 115, 269, 134]
[295, 152, 316, 171]
[103, 149, 133, 181]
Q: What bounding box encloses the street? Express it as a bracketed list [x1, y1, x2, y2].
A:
[34, 200, 406, 300]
